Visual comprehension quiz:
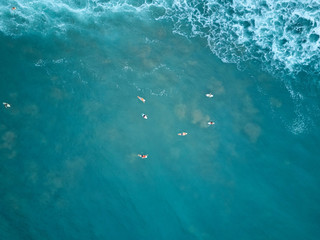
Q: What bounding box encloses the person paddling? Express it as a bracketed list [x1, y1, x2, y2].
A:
[142, 113, 148, 119]
[137, 96, 146, 103]
[3, 102, 11, 108]
[178, 132, 188, 136]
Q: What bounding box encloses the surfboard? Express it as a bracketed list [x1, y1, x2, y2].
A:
[178, 132, 188, 136]
[137, 96, 146, 103]
[3, 102, 11, 108]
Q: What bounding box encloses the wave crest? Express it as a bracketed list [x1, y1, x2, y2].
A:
[1, 0, 320, 75]
[162, 0, 320, 76]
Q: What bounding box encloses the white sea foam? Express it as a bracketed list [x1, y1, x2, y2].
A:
[150, 89, 167, 96]
[52, 58, 66, 64]
[1, 0, 319, 76]
[35, 59, 46, 67]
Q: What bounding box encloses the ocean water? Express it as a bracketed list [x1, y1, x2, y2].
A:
[1, 1, 320, 240]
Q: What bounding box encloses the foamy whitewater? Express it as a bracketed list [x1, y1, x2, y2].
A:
[1, 0, 320, 76]
[1, 1, 320, 240]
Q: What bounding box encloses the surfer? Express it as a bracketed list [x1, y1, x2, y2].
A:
[206, 93, 213, 98]
[208, 121, 215, 125]
[3, 102, 11, 108]
[12, 7, 16, 10]
[138, 154, 148, 159]
[178, 132, 188, 136]
[137, 96, 146, 103]
[142, 113, 147, 119]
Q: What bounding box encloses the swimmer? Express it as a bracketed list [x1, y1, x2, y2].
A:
[206, 93, 213, 98]
[208, 121, 215, 125]
[178, 132, 188, 136]
[138, 154, 148, 159]
[3, 102, 11, 108]
[12, 7, 16, 10]
[142, 113, 147, 119]
[137, 96, 146, 103]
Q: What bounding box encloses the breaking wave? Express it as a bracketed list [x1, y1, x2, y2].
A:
[1, 0, 320, 76]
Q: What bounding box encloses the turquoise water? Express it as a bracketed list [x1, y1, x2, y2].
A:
[1, 1, 320, 239]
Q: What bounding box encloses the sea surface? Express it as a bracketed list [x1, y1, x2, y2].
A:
[1, 1, 320, 240]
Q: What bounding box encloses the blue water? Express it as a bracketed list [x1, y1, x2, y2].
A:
[1, 1, 320, 239]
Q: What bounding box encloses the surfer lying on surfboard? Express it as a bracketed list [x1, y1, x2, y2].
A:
[138, 154, 148, 159]
[178, 132, 188, 136]
[3, 102, 11, 108]
[142, 113, 148, 119]
[137, 96, 146, 103]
